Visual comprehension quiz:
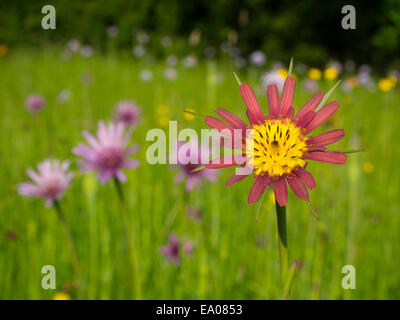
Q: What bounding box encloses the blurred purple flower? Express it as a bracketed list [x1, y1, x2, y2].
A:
[80, 45, 93, 58]
[26, 94, 45, 113]
[249, 50, 266, 67]
[160, 233, 180, 264]
[303, 79, 318, 92]
[72, 121, 139, 184]
[18, 159, 73, 207]
[160, 233, 195, 264]
[171, 139, 217, 192]
[114, 100, 142, 128]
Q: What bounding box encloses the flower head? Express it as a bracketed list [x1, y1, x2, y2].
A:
[72, 121, 139, 184]
[171, 139, 218, 192]
[114, 100, 142, 128]
[204, 75, 347, 206]
[18, 159, 73, 207]
[26, 94, 45, 113]
[160, 233, 195, 265]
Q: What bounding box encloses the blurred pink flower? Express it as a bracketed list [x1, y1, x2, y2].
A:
[172, 140, 218, 192]
[72, 121, 139, 184]
[26, 94, 45, 113]
[160, 233, 195, 265]
[18, 159, 73, 207]
[114, 100, 142, 128]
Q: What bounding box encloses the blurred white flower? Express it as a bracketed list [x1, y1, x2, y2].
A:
[166, 55, 178, 67]
[80, 45, 93, 58]
[139, 69, 153, 82]
[66, 39, 80, 52]
[249, 50, 266, 67]
[57, 89, 71, 104]
[161, 36, 172, 47]
[163, 68, 178, 81]
[234, 56, 246, 69]
[136, 31, 149, 44]
[106, 25, 119, 38]
[204, 46, 216, 59]
[261, 69, 286, 92]
[132, 45, 146, 58]
[182, 55, 198, 68]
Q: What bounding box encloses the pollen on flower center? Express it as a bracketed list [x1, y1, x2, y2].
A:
[246, 119, 308, 177]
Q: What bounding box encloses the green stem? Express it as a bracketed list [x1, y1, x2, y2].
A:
[275, 201, 288, 287]
[114, 177, 141, 299]
[53, 201, 81, 289]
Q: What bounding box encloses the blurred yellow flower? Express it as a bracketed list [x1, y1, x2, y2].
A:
[0, 44, 8, 57]
[324, 67, 339, 80]
[184, 108, 195, 121]
[157, 104, 169, 115]
[308, 68, 322, 80]
[277, 68, 288, 78]
[53, 292, 70, 300]
[348, 76, 358, 88]
[378, 78, 394, 92]
[158, 116, 170, 127]
[362, 162, 374, 174]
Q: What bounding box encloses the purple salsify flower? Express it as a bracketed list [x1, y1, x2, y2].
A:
[72, 121, 139, 184]
[249, 50, 266, 67]
[114, 100, 142, 128]
[171, 139, 218, 192]
[18, 159, 73, 207]
[303, 79, 318, 92]
[160, 233, 195, 265]
[160, 233, 180, 264]
[26, 94, 45, 113]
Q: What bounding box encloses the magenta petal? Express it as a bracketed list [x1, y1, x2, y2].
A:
[287, 175, 309, 200]
[297, 111, 315, 128]
[305, 151, 347, 164]
[274, 176, 288, 206]
[295, 91, 324, 122]
[240, 83, 264, 123]
[226, 172, 249, 187]
[267, 84, 279, 118]
[248, 175, 267, 204]
[295, 167, 316, 189]
[304, 101, 340, 134]
[307, 129, 345, 146]
[204, 116, 234, 136]
[279, 76, 296, 116]
[215, 108, 247, 129]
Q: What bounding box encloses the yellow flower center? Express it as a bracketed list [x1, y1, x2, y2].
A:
[246, 119, 307, 177]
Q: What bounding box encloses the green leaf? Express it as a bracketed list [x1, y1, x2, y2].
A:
[316, 80, 342, 111]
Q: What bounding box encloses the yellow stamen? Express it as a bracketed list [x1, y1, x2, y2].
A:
[246, 119, 307, 177]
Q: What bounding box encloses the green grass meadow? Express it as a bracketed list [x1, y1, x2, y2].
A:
[0, 49, 399, 299]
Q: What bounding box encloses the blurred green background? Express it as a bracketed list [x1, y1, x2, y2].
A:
[0, 1, 399, 300]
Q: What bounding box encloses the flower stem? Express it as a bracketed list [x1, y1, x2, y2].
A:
[114, 177, 141, 299]
[53, 201, 81, 290]
[275, 201, 288, 287]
